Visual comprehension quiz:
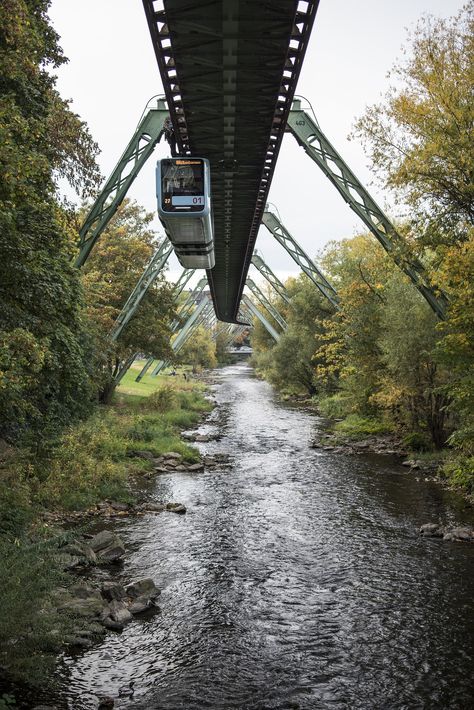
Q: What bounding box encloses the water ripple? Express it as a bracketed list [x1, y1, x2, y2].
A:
[55, 364, 474, 710]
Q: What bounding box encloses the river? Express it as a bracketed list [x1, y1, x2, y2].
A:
[54, 363, 474, 709]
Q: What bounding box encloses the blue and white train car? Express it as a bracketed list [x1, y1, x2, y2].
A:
[156, 157, 215, 269]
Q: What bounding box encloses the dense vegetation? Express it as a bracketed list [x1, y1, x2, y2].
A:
[252, 3, 473, 494]
[0, 0, 472, 699]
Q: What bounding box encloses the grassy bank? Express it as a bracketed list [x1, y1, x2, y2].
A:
[0, 364, 211, 693]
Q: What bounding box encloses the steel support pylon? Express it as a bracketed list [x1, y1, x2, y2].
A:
[262, 210, 339, 310]
[75, 100, 170, 267]
[286, 99, 448, 319]
[110, 239, 173, 342]
[251, 252, 290, 305]
[152, 296, 214, 376]
[245, 278, 287, 331]
[241, 295, 280, 342]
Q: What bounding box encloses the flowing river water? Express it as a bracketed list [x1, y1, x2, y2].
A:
[53, 363, 474, 709]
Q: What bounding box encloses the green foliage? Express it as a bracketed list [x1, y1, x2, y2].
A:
[335, 415, 392, 438]
[353, 2, 474, 242]
[317, 393, 351, 419]
[0, 537, 73, 686]
[178, 325, 217, 372]
[81, 199, 178, 401]
[146, 387, 177, 413]
[0, 0, 100, 445]
[439, 456, 474, 495]
[402, 431, 432, 452]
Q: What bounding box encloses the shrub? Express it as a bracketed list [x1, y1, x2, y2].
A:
[335, 414, 392, 438]
[146, 387, 177, 413]
[402, 431, 432, 452]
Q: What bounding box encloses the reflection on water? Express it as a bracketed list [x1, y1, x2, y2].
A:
[54, 364, 474, 709]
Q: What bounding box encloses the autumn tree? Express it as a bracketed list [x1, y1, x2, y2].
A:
[81, 200, 177, 401]
[353, 2, 473, 247]
[178, 325, 217, 372]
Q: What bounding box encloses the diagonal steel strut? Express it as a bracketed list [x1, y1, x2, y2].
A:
[251, 252, 290, 305]
[262, 210, 339, 310]
[286, 99, 448, 319]
[75, 100, 170, 267]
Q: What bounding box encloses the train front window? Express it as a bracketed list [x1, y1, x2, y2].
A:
[161, 159, 205, 211]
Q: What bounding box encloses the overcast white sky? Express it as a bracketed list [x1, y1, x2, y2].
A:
[49, 0, 463, 286]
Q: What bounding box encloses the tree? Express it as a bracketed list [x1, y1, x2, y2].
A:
[81, 200, 177, 401]
[178, 326, 217, 372]
[353, 2, 474, 246]
[0, 0, 101, 444]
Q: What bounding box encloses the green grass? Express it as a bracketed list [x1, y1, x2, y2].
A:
[334, 414, 393, 439]
[0, 371, 212, 696]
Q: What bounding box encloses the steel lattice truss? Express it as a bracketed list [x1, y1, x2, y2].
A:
[76, 103, 169, 267]
[142, 0, 320, 322]
[287, 102, 448, 319]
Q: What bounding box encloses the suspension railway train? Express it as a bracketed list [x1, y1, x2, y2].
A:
[156, 157, 215, 269]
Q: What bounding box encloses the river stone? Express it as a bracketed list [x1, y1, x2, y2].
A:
[109, 599, 133, 624]
[443, 527, 474, 542]
[164, 452, 182, 460]
[90, 530, 126, 562]
[129, 595, 152, 614]
[60, 594, 107, 619]
[419, 523, 444, 537]
[187, 462, 204, 472]
[102, 616, 124, 631]
[56, 553, 82, 570]
[166, 502, 187, 514]
[126, 578, 160, 600]
[101, 581, 127, 601]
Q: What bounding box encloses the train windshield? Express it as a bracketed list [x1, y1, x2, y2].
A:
[161, 158, 205, 211]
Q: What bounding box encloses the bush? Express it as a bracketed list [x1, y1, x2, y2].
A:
[402, 431, 432, 452]
[440, 456, 474, 494]
[0, 537, 72, 686]
[146, 387, 177, 413]
[317, 393, 351, 419]
[335, 414, 392, 438]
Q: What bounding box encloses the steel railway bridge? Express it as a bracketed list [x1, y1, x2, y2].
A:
[76, 0, 448, 383]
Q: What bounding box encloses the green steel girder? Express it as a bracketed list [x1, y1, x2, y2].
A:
[75, 101, 169, 268]
[262, 210, 339, 309]
[149, 280, 208, 377]
[152, 297, 214, 376]
[170, 278, 208, 332]
[251, 252, 290, 305]
[110, 239, 173, 342]
[286, 100, 448, 319]
[173, 268, 195, 296]
[134, 268, 196, 382]
[242, 295, 280, 343]
[245, 278, 287, 331]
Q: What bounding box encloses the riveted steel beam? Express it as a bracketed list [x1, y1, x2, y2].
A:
[262, 210, 339, 309]
[75, 101, 169, 267]
[110, 239, 173, 342]
[242, 295, 280, 342]
[152, 297, 214, 376]
[245, 278, 287, 331]
[251, 252, 290, 304]
[134, 268, 196, 382]
[287, 100, 448, 319]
